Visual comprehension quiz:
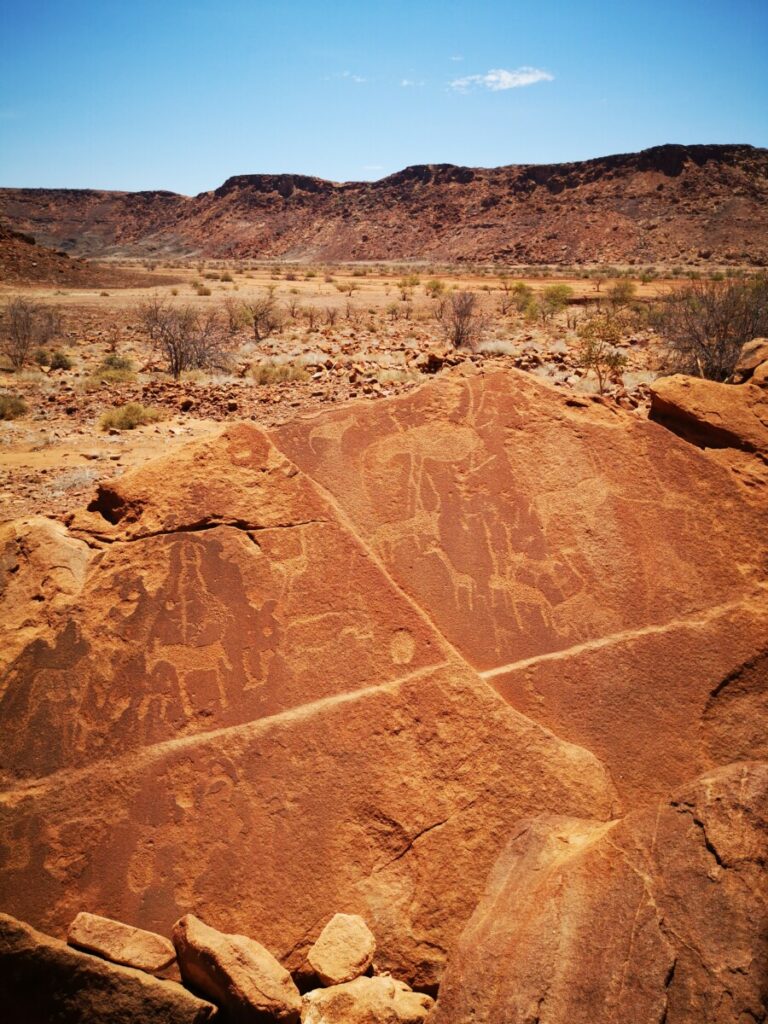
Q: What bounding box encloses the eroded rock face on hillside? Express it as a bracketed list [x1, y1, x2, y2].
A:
[0, 368, 767, 1020]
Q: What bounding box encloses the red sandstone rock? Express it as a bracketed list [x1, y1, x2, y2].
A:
[276, 370, 768, 805]
[649, 373, 768, 455]
[0, 912, 217, 1024]
[732, 337, 768, 383]
[431, 762, 768, 1024]
[302, 976, 433, 1024]
[172, 914, 301, 1023]
[0, 368, 766, 1001]
[0, 516, 89, 675]
[307, 914, 376, 986]
[67, 911, 176, 976]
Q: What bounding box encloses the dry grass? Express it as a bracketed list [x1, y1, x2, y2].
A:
[99, 402, 164, 431]
[251, 359, 310, 385]
[0, 393, 28, 420]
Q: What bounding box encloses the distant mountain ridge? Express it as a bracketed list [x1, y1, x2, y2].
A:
[1, 143, 766, 265]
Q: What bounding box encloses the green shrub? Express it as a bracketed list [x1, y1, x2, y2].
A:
[0, 393, 27, 420]
[50, 349, 72, 370]
[102, 353, 133, 371]
[86, 353, 135, 389]
[100, 402, 164, 431]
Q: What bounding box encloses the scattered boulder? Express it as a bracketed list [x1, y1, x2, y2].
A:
[649, 373, 768, 456]
[302, 976, 433, 1024]
[431, 762, 768, 1024]
[172, 914, 302, 1023]
[731, 337, 768, 383]
[0, 912, 217, 1024]
[307, 914, 376, 986]
[67, 911, 177, 978]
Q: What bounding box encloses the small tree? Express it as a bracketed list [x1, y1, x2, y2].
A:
[511, 282, 534, 313]
[607, 279, 637, 310]
[1, 297, 61, 369]
[576, 310, 628, 394]
[241, 296, 282, 343]
[652, 276, 768, 381]
[537, 284, 574, 324]
[442, 291, 485, 349]
[139, 299, 233, 379]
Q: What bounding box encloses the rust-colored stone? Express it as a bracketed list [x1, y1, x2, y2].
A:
[67, 911, 176, 976]
[307, 914, 376, 986]
[0, 912, 216, 1024]
[650, 373, 768, 455]
[172, 914, 301, 1023]
[430, 762, 768, 1024]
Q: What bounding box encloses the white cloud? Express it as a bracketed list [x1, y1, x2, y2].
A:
[400, 78, 425, 87]
[326, 70, 367, 83]
[450, 55, 464, 62]
[450, 66, 553, 92]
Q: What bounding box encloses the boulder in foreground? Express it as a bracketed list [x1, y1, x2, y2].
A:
[430, 761, 768, 1024]
[302, 975, 433, 1024]
[307, 914, 376, 986]
[649, 373, 768, 455]
[0, 912, 216, 1024]
[67, 911, 177, 977]
[173, 914, 302, 1023]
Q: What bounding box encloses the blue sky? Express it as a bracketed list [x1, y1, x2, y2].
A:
[1, 0, 766, 194]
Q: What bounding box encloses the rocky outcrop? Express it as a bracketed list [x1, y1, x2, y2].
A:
[306, 914, 376, 986]
[302, 976, 433, 1024]
[1, 144, 766, 264]
[67, 912, 177, 977]
[0, 409, 618, 990]
[0, 912, 217, 1024]
[0, 368, 766, 1012]
[430, 762, 768, 1024]
[276, 370, 768, 806]
[650, 373, 768, 457]
[172, 915, 302, 1024]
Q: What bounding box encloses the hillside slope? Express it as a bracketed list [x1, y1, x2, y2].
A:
[1, 144, 766, 265]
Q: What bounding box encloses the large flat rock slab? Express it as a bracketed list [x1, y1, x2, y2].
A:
[0, 664, 617, 990]
[276, 370, 768, 802]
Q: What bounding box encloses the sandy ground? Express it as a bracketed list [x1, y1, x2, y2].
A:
[1, 261, 675, 523]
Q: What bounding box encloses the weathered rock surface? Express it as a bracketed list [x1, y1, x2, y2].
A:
[302, 976, 433, 1024]
[1, 368, 766, 999]
[172, 914, 301, 1023]
[431, 762, 768, 1024]
[307, 914, 376, 986]
[650, 373, 768, 456]
[276, 370, 768, 804]
[732, 337, 768, 383]
[0, 912, 217, 1024]
[0, 516, 89, 674]
[67, 911, 177, 976]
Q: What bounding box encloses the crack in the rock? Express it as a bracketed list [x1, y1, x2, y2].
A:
[671, 802, 727, 869]
[89, 517, 326, 546]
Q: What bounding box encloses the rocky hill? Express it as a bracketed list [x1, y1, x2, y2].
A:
[0, 222, 182, 287]
[1, 143, 767, 265]
[1, 364, 767, 1022]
